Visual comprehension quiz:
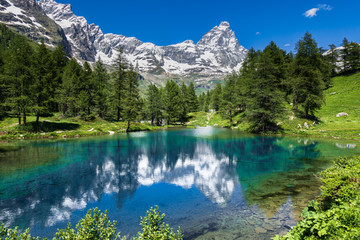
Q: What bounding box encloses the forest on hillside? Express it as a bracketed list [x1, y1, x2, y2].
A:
[0, 24, 359, 133]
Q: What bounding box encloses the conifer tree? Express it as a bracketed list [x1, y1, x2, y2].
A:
[93, 58, 109, 118]
[211, 83, 222, 112]
[326, 44, 340, 76]
[78, 62, 95, 120]
[4, 37, 34, 125]
[341, 38, 351, 72]
[187, 82, 199, 112]
[347, 42, 360, 72]
[33, 40, 56, 123]
[291, 32, 325, 118]
[112, 47, 128, 121]
[204, 91, 211, 113]
[198, 93, 205, 112]
[246, 44, 284, 132]
[164, 80, 182, 124]
[145, 84, 163, 126]
[180, 82, 189, 122]
[123, 67, 140, 132]
[58, 59, 82, 117]
[221, 75, 237, 124]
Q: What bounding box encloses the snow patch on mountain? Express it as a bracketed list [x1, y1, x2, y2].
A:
[38, 0, 248, 78]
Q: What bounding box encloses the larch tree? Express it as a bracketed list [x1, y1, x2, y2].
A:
[291, 32, 326, 118]
[112, 47, 128, 121]
[4, 37, 34, 125]
[123, 67, 141, 132]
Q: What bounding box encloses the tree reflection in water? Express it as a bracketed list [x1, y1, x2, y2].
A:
[0, 127, 358, 239]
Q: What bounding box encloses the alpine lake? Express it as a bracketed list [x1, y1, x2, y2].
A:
[1, 127, 359, 240]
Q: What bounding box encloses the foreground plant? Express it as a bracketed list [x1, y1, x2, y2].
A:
[0, 206, 183, 240]
[274, 156, 360, 239]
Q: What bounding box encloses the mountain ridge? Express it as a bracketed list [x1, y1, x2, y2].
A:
[37, 0, 248, 81]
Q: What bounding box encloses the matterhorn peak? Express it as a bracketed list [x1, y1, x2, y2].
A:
[218, 21, 230, 31]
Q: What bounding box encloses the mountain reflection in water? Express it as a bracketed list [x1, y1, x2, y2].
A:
[0, 127, 359, 240]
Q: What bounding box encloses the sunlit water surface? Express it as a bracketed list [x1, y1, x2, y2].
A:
[0, 127, 359, 239]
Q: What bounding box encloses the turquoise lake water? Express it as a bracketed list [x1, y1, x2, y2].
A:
[0, 127, 359, 239]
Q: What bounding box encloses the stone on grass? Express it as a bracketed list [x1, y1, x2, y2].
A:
[336, 112, 348, 117]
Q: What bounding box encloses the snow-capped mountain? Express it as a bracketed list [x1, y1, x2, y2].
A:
[38, 0, 247, 79]
[0, 0, 71, 53]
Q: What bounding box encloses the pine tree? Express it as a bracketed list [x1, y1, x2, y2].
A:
[77, 62, 95, 120]
[93, 58, 109, 118]
[4, 37, 34, 125]
[341, 38, 351, 72]
[291, 32, 326, 118]
[326, 44, 340, 76]
[33, 40, 56, 124]
[179, 82, 189, 122]
[204, 91, 211, 113]
[211, 83, 222, 111]
[222, 75, 237, 124]
[50, 44, 68, 112]
[347, 42, 360, 72]
[246, 43, 285, 132]
[112, 47, 128, 121]
[187, 82, 199, 112]
[198, 92, 205, 112]
[145, 84, 163, 126]
[123, 67, 141, 132]
[164, 80, 182, 124]
[58, 59, 82, 117]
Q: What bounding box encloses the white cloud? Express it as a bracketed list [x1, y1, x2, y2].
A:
[256, 32, 260, 35]
[284, 43, 291, 47]
[318, 4, 333, 11]
[304, 4, 333, 18]
[304, 7, 320, 17]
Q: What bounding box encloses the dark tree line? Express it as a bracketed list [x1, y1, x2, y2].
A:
[0, 24, 199, 130]
[1, 24, 359, 133]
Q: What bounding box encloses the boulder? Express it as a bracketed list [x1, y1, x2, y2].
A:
[336, 112, 348, 117]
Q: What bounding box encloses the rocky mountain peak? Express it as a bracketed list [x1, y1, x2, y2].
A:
[218, 21, 230, 30]
[36, 0, 247, 83]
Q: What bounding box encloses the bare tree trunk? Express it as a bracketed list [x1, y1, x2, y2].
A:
[23, 112, 26, 126]
[18, 113, 21, 125]
[126, 120, 131, 133]
[36, 115, 40, 124]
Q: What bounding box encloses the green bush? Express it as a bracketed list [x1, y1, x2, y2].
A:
[274, 156, 360, 240]
[134, 206, 183, 240]
[0, 206, 183, 240]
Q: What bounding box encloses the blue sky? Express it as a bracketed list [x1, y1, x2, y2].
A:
[55, 0, 359, 51]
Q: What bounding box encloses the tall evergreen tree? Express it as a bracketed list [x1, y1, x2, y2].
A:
[112, 47, 128, 121]
[291, 32, 326, 118]
[198, 92, 205, 112]
[33, 40, 55, 123]
[187, 82, 199, 112]
[180, 82, 189, 122]
[93, 58, 109, 118]
[4, 37, 34, 125]
[246, 43, 285, 132]
[221, 75, 237, 124]
[145, 84, 163, 126]
[347, 42, 360, 72]
[211, 83, 222, 111]
[123, 67, 141, 132]
[78, 62, 95, 120]
[58, 59, 82, 117]
[326, 44, 340, 76]
[341, 38, 351, 72]
[164, 80, 182, 124]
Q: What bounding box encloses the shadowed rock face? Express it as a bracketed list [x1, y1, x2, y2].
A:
[38, 0, 248, 78]
[0, 0, 71, 54]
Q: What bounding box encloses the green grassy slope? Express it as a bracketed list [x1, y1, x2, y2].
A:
[189, 72, 360, 140]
